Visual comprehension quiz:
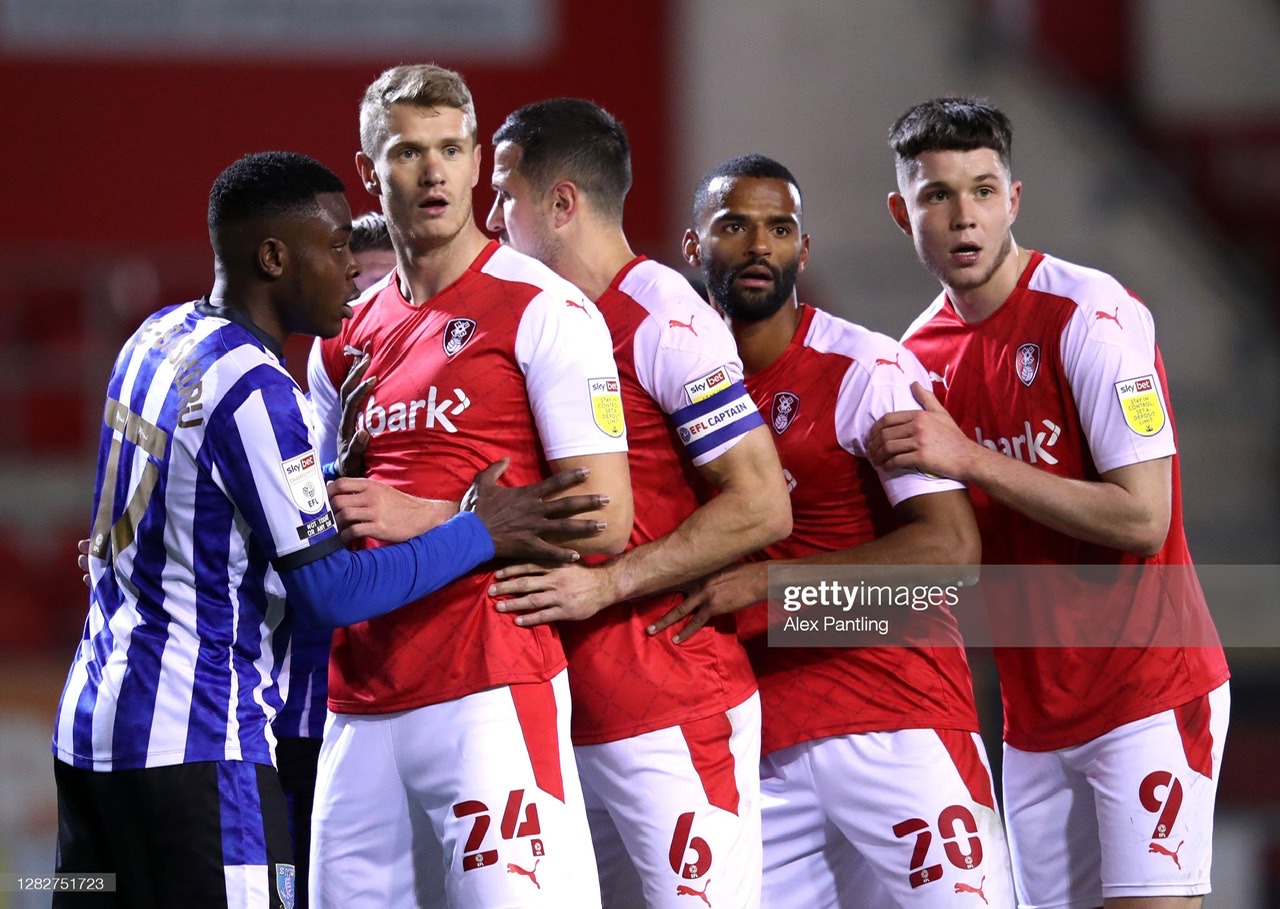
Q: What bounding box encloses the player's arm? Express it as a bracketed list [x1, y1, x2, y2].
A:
[282, 461, 609, 629]
[651, 487, 977, 642]
[869, 391, 1170, 555]
[492, 425, 790, 626]
[545, 450, 633, 555]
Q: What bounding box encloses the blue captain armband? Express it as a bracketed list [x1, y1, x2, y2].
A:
[671, 380, 763, 463]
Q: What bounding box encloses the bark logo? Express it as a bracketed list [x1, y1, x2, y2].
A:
[974, 419, 1062, 465]
[358, 388, 471, 435]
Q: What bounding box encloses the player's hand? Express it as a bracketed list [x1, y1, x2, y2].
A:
[866, 382, 973, 480]
[489, 562, 616, 626]
[464, 459, 608, 563]
[77, 538, 91, 588]
[335, 350, 375, 479]
[328, 477, 458, 545]
[648, 562, 768, 643]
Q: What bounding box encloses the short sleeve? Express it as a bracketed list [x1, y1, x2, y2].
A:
[1059, 288, 1176, 475]
[836, 340, 965, 506]
[515, 290, 630, 461]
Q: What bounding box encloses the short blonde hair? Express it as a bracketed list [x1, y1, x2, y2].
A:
[359, 64, 477, 157]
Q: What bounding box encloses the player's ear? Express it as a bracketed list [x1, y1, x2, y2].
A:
[356, 152, 380, 197]
[1008, 179, 1022, 225]
[798, 233, 811, 273]
[682, 229, 702, 268]
[549, 180, 577, 228]
[258, 237, 287, 279]
[887, 192, 912, 236]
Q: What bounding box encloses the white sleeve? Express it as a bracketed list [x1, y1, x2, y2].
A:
[515, 290, 630, 461]
[1059, 289, 1176, 475]
[836, 341, 966, 505]
[305, 337, 341, 463]
[635, 310, 762, 467]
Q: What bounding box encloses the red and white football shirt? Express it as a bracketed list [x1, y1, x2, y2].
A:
[307, 241, 628, 713]
[563, 257, 761, 745]
[741, 304, 982, 756]
[902, 250, 1229, 751]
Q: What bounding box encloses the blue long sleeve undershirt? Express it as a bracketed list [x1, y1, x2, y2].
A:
[280, 512, 494, 629]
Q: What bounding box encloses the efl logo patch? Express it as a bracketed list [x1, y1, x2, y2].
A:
[1114, 374, 1166, 436]
[281, 450, 325, 514]
[588, 377, 625, 438]
[1015, 343, 1040, 387]
[443, 318, 477, 358]
[771, 392, 800, 434]
[684, 366, 731, 404]
[276, 863, 296, 909]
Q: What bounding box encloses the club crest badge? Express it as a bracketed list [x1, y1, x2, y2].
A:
[771, 392, 800, 434]
[443, 318, 477, 358]
[1015, 343, 1040, 387]
[276, 863, 296, 909]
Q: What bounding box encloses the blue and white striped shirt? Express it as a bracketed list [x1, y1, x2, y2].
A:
[54, 300, 341, 771]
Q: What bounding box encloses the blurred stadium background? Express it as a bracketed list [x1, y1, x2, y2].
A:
[1, 1, 1276, 904]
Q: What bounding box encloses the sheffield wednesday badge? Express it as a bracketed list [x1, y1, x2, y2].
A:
[443, 318, 477, 358]
[276, 863, 296, 909]
[771, 392, 800, 434]
[1015, 343, 1040, 387]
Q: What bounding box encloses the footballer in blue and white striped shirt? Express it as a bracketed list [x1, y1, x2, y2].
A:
[52, 151, 604, 909]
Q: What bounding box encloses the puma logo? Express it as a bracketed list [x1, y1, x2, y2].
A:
[1095, 306, 1123, 328]
[874, 352, 903, 373]
[566, 300, 591, 318]
[676, 878, 711, 906]
[954, 875, 987, 904]
[927, 363, 952, 391]
[669, 314, 698, 336]
[506, 859, 540, 889]
[1149, 840, 1184, 870]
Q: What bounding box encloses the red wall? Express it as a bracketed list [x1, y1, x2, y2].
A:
[0, 0, 673, 256]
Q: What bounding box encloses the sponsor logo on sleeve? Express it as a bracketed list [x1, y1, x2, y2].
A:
[684, 366, 731, 404]
[1114, 375, 1166, 436]
[770, 392, 800, 434]
[443, 318, 477, 358]
[281, 450, 326, 514]
[588, 377, 625, 438]
[1015, 343, 1040, 387]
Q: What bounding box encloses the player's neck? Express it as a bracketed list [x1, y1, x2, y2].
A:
[552, 223, 635, 302]
[730, 298, 802, 376]
[208, 273, 285, 346]
[945, 244, 1031, 324]
[395, 223, 490, 305]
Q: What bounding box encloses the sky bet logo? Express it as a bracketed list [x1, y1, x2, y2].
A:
[285, 453, 316, 476]
[974, 418, 1062, 465]
[358, 387, 471, 435]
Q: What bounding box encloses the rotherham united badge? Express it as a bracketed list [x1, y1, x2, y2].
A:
[443, 318, 477, 358]
[1015, 343, 1040, 387]
[771, 392, 800, 434]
